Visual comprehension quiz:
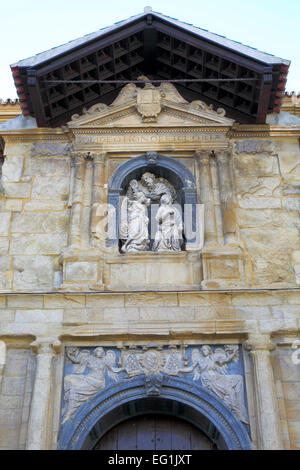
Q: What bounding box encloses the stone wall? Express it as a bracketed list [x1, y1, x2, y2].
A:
[0, 348, 35, 450]
[0, 136, 300, 291]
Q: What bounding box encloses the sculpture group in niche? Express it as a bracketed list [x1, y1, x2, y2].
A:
[62, 344, 249, 425]
[120, 172, 183, 253]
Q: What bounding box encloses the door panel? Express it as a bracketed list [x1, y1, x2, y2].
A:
[93, 414, 216, 450]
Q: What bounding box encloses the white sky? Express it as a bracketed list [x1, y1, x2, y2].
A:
[0, 0, 299, 99]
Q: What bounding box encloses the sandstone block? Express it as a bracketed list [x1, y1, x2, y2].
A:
[23, 200, 66, 211]
[282, 197, 300, 212]
[15, 309, 63, 323]
[0, 256, 10, 271]
[10, 233, 68, 255]
[237, 209, 300, 229]
[0, 309, 15, 322]
[282, 383, 300, 401]
[251, 252, 294, 285]
[124, 293, 178, 307]
[0, 213, 11, 237]
[139, 306, 194, 321]
[2, 183, 31, 198]
[31, 176, 70, 199]
[1, 377, 26, 396]
[178, 293, 232, 306]
[44, 294, 85, 308]
[0, 238, 9, 255]
[4, 143, 32, 157]
[238, 197, 281, 209]
[2, 156, 24, 182]
[0, 272, 12, 290]
[11, 213, 68, 233]
[235, 176, 281, 197]
[240, 228, 300, 252]
[103, 307, 139, 322]
[233, 154, 279, 177]
[7, 295, 43, 308]
[86, 294, 124, 308]
[65, 262, 98, 282]
[24, 157, 70, 176]
[4, 200, 22, 212]
[13, 256, 54, 291]
[63, 308, 89, 323]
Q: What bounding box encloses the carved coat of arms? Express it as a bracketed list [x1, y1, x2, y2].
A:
[136, 85, 161, 122]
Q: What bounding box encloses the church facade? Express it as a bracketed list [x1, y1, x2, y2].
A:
[0, 9, 300, 450]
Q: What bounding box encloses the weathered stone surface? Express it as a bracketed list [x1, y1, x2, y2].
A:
[238, 197, 281, 209]
[237, 209, 300, 228]
[103, 307, 139, 322]
[235, 176, 281, 197]
[10, 234, 68, 255]
[282, 197, 300, 212]
[86, 294, 124, 308]
[251, 252, 294, 285]
[233, 154, 279, 177]
[125, 293, 178, 307]
[234, 140, 273, 154]
[2, 183, 31, 198]
[139, 306, 194, 321]
[13, 256, 54, 291]
[276, 140, 300, 182]
[15, 309, 63, 323]
[0, 309, 15, 322]
[65, 262, 98, 282]
[178, 293, 232, 306]
[30, 143, 71, 157]
[23, 200, 67, 211]
[2, 156, 24, 182]
[25, 157, 70, 177]
[240, 228, 300, 252]
[0, 272, 12, 290]
[4, 200, 23, 212]
[44, 294, 85, 308]
[0, 238, 9, 255]
[0, 213, 11, 236]
[31, 176, 70, 199]
[11, 213, 68, 233]
[282, 183, 300, 195]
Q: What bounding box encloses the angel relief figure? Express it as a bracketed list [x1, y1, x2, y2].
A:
[181, 345, 249, 424]
[62, 347, 122, 424]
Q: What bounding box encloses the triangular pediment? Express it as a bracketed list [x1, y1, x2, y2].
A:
[68, 82, 235, 129]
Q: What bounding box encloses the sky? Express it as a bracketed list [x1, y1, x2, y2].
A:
[0, 0, 299, 99]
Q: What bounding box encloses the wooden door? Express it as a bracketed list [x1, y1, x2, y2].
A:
[93, 414, 217, 450]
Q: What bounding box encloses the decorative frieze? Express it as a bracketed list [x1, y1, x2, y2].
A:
[61, 343, 249, 426]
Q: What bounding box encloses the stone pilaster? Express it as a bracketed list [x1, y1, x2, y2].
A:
[26, 340, 62, 450]
[81, 153, 94, 247]
[210, 151, 224, 245]
[68, 153, 85, 248]
[91, 152, 106, 248]
[0, 340, 6, 393]
[245, 334, 283, 450]
[215, 150, 237, 244]
[197, 150, 217, 245]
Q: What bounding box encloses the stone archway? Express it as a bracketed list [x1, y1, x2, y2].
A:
[57, 376, 251, 450]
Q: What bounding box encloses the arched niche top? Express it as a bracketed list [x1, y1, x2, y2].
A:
[57, 376, 251, 451]
[109, 153, 197, 193]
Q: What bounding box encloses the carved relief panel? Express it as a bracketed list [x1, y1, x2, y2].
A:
[60, 343, 249, 427]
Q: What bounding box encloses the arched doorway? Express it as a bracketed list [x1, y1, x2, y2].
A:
[93, 414, 217, 450]
[57, 377, 251, 450]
